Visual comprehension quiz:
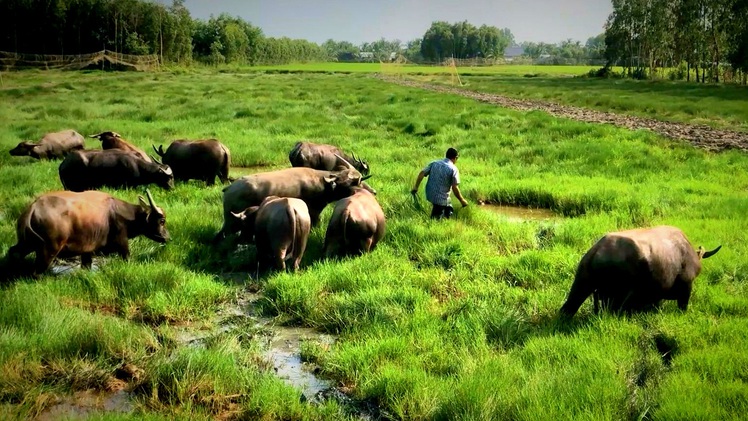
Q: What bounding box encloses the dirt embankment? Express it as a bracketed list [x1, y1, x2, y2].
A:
[375, 75, 748, 153]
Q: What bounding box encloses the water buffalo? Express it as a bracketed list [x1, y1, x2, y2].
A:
[59, 149, 174, 192]
[559, 226, 722, 317]
[89, 131, 152, 163]
[6, 189, 169, 277]
[232, 196, 311, 272]
[9, 129, 85, 160]
[288, 141, 370, 176]
[323, 188, 386, 258]
[152, 139, 231, 185]
[216, 159, 373, 243]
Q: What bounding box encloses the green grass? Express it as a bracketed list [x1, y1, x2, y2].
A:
[1, 69, 747, 420]
[240, 62, 600, 76]
[413, 73, 748, 132]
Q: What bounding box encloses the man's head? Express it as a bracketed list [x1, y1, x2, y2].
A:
[446, 147, 459, 161]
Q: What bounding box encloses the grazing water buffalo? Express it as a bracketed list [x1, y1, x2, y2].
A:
[59, 149, 174, 192]
[323, 188, 386, 258]
[7, 189, 169, 277]
[232, 196, 311, 272]
[289, 141, 370, 175]
[9, 129, 85, 160]
[216, 158, 373, 243]
[90, 131, 152, 163]
[559, 226, 722, 317]
[152, 139, 231, 185]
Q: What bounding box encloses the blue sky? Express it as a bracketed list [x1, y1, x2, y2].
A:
[179, 0, 613, 45]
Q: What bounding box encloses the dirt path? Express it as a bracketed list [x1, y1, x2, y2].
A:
[375, 75, 748, 153]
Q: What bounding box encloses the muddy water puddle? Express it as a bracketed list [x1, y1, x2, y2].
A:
[479, 202, 560, 221]
[37, 389, 133, 420]
[174, 289, 337, 402]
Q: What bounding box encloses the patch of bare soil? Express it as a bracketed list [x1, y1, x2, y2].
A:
[375, 75, 748, 152]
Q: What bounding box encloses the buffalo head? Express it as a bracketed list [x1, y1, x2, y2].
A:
[89, 131, 121, 141]
[331, 154, 374, 195]
[155, 164, 175, 190]
[152, 144, 166, 158]
[9, 142, 36, 157]
[350, 152, 370, 176]
[138, 189, 170, 243]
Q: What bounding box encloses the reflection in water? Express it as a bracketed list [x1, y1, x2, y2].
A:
[479, 202, 559, 221]
[37, 389, 133, 421]
[264, 326, 336, 400]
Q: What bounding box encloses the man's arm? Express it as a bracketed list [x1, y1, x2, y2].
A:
[411, 170, 426, 194]
[452, 182, 468, 207]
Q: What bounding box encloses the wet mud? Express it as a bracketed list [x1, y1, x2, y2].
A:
[37, 389, 133, 420]
[376, 75, 748, 153]
[478, 202, 559, 221]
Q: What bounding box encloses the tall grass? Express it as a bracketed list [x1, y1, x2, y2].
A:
[0, 69, 747, 419]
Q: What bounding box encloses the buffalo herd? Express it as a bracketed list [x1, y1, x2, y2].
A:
[6, 131, 722, 318]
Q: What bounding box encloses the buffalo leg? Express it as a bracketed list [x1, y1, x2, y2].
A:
[81, 253, 94, 269]
[34, 246, 60, 277]
[677, 283, 692, 311]
[559, 272, 594, 317]
[274, 253, 287, 272]
[115, 240, 130, 261]
[8, 241, 34, 261]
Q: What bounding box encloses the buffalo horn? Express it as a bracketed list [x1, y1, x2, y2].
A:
[701, 245, 722, 259]
[88, 133, 103, 139]
[333, 153, 355, 170]
[145, 189, 157, 210]
[361, 174, 373, 181]
[150, 154, 163, 165]
[152, 144, 166, 158]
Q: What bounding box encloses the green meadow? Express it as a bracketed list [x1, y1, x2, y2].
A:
[1, 69, 747, 420]
[410, 72, 748, 132]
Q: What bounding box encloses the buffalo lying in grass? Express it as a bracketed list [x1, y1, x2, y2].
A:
[289, 141, 370, 175]
[9, 129, 85, 160]
[90, 131, 152, 163]
[59, 149, 174, 192]
[559, 225, 721, 317]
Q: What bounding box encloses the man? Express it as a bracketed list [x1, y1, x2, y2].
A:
[411, 147, 468, 219]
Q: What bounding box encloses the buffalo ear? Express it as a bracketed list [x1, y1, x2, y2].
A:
[160, 165, 173, 175]
[231, 211, 247, 221]
[138, 195, 150, 211]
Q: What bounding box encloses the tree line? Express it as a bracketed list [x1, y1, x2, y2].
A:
[604, 0, 748, 82]
[0, 0, 327, 64]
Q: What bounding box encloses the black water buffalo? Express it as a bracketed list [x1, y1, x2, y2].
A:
[59, 149, 174, 192]
[89, 131, 152, 163]
[9, 129, 85, 160]
[216, 160, 373, 242]
[232, 196, 311, 272]
[323, 188, 386, 258]
[559, 226, 722, 317]
[289, 141, 370, 175]
[152, 139, 231, 185]
[7, 189, 169, 277]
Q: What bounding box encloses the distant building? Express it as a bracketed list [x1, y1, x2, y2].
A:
[504, 45, 525, 62]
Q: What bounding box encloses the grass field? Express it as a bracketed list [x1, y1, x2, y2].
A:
[215, 62, 748, 131]
[1, 69, 748, 420]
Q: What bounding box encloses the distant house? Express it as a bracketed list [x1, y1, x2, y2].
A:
[504, 45, 525, 62]
[358, 51, 374, 61]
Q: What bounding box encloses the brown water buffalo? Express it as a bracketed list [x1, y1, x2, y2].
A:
[232, 196, 311, 272]
[152, 139, 231, 185]
[323, 188, 386, 258]
[6, 189, 169, 277]
[289, 141, 370, 175]
[559, 226, 722, 317]
[59, 149, 174, 192]
[216, 160, 373, 243]
[90, 131, 152, 163]
[9, 129, 85, 160]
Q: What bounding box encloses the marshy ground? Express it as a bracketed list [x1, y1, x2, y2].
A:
[1, 66, 747, 420]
